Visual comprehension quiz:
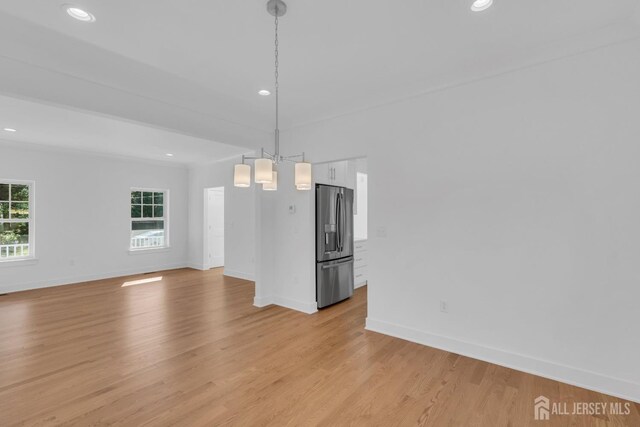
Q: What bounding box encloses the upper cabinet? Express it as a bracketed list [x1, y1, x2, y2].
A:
[314, 160, 355, 189]
[313, 162, 329, 185]
[331, 161, 347, 187]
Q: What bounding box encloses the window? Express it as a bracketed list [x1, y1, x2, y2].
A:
[0, 181, 34, 261]
[130, 189, 168, 250]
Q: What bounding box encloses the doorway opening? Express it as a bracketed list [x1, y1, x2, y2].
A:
[205, 187, 225, 269]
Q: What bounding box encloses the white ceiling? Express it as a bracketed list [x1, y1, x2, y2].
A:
[0, 95, 251, 165]
[0, 0, 639, 160]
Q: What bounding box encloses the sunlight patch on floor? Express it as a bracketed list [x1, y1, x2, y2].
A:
[122, 276, 163, 287]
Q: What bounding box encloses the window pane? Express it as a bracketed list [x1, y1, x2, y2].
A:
[0, 222, 30, 258]
[131, 204, 141, 218]
[132, 220, 164, 231]
[130, 220, 165, 249]
[11, 184, 29, 202]
[154, 205, 164, 218]
[143, 205, 153, 218]
[0, 184, 8, 201]
[143, 192, 153, 204]
[131, 191, 141, 204]
[153, 192, 164, 204]
[0, 202, 8, 219]
[10, 202, 29, 219]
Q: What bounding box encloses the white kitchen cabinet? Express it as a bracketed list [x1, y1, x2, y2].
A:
[332, 160, 348, 187]
[354, 240, 368, 288]
[313, 163, 332, 185]
[313, 160, 356, 189]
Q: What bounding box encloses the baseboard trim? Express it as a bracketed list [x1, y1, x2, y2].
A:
[355, 281, 368, 289]
[365, 317, 640, 403]
[1, 262, 189, 294]
[187, 262, 206, 271]
[223, 269, 255, 281]
[272, 296, 318, 314]
[253, 295, 274, 308]
[253, 294, 317, 314]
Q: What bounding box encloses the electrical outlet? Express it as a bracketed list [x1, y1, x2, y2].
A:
[440, 300, 448, 313]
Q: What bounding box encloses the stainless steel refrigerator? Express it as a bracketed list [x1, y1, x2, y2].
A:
[316, 184, 354, 308]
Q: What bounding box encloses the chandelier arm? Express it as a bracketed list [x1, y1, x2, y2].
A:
[281, 153, 305, 160]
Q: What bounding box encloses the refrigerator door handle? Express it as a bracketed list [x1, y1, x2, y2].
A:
[340, 192, 346, 252]
[340, 192, 345, 252]
[321, 258, 354, 269]
[337, 192, 342, 252]
[336, 192, 342, 252]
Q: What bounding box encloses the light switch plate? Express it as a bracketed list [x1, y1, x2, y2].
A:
[440, 300, 448, 313]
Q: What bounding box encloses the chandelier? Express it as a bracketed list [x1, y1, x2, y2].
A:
[234, 0, 312, 191]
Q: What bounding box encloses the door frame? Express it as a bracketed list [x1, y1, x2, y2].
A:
[203, 186, 225, 270]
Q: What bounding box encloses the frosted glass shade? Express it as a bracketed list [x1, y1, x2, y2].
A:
[295, 162, 312, 190]
[234, 164, 251, 187]
[263, 171, 278, 191]
[255, 158, 273, 183]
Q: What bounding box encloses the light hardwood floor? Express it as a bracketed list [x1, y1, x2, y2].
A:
[0, 268, 638, 426]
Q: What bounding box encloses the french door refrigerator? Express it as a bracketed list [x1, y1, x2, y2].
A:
[316, 184, 354, 308]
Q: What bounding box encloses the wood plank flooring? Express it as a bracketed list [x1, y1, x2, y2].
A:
[0, 268, 638, 426]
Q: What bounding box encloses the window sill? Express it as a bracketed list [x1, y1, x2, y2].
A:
[0, 257, 39, 267]
[128, 247, 171, 255]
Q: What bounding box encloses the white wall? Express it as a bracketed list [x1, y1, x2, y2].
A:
[276, 39, 640, 401]
[207, 187, 225, 268]
[254, 169, 317, 313]
[0, 143, 189, 293]
[187, 158, 255, 280]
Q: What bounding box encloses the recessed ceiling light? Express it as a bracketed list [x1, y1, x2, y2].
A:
[165, 153, 174, 157]
[471, 0, 493, 12]
[258, 90, 271, 96]
[3, 128, 17, 132]
[64, 5, 96, 22]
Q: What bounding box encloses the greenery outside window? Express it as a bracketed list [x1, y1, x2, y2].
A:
[0, 181, 34, 261]
[130, 189, 168, 250]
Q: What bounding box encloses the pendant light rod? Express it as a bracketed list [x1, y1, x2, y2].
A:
[233, 0, 312, 191]
[274, 0, 280, 161]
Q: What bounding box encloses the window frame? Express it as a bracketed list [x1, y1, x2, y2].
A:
[129, 187, 170, 252]
[0, 179, 35, 263]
